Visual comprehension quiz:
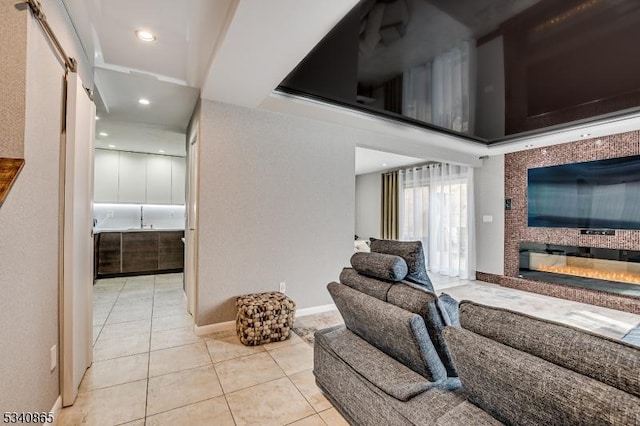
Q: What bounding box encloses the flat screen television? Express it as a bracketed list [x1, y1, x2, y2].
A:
[527, 155, 640, 230]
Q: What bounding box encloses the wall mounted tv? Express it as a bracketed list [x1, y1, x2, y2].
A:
[528, 155, 640, 230]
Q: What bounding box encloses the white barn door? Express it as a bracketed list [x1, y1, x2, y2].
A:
[61, 72, 95, 406]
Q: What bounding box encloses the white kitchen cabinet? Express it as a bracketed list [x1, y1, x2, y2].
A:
[171, 157, 186, 205]
[118, 151, 147, 203]
[94, 149, 119, 202]
[146, 155, 172, 204]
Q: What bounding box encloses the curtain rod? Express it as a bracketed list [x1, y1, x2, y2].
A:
[25, 0, 77, 73]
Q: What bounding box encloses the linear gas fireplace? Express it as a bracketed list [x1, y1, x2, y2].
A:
[519, 243, 640, 298]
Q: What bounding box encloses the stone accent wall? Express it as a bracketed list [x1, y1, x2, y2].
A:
[505, 130, 640, 276]
[496, 130, 640, 312]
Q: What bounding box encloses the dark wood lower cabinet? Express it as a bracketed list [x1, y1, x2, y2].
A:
[95, 230, 184, 278]
[158, 231, 185, 270]
[122, 232, 159, 274]
[97, 232, 122, 275]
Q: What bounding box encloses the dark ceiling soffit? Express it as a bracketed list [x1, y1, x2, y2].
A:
[277, 87, 640, 147]
[488, 106, 640, 146]
[275, 86, 490, 146]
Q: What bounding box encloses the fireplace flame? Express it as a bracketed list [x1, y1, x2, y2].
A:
[536, 265, 640, 285]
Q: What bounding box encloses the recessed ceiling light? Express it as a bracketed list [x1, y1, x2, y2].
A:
[135, 30, 156, 42]
[95, 116, 100, 120]
[108, 144, 116, 148]
[99, 132, 108, 137]
[138, 98, 150, 105]
[382, 163, 388, 167]
[580, 133, 591, 138]
[159, 150, 165, 154]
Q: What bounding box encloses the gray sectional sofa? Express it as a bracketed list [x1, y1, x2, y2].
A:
[314, 240, 640, 425]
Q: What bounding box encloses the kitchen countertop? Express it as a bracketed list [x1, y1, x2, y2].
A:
[94, 228, 185, 234]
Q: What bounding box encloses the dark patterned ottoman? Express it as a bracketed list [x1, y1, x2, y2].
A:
[236, 292, 296, 346]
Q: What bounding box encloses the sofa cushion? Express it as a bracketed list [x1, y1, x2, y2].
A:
[370, 238, 432, 287]
[350, 252, 408, 282]
[459, 301, 640, 398]
[317, 326, 432, 401]
[387, 283, 458, 377]
[327, 281, 447, 381]
[435, 401, 504, 426]
[444, 326, 640, 426]
[339, 267, 392, 302]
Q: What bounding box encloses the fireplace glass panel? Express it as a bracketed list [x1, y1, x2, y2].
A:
[518, 243, 640, 297]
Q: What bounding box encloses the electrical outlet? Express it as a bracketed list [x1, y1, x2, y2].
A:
[169, 211, 175, 218]
[279, 282, 286, 293]
[107, 210, 114, 217]
[50, 345, 57, 372]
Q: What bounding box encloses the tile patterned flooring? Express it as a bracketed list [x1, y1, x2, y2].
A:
[57, 272, 640, 425]
[58, 273, 345, 426]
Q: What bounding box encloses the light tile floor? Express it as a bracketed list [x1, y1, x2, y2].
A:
[58, 273, 346, 426]
[58, 272, 640, 425]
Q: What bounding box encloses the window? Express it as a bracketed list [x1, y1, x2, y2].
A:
[400, 164, 474, 279]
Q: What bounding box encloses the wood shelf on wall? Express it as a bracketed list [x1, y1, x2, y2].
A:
[0, 158, 25, 207]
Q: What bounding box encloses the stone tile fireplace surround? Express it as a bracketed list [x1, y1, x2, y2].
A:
[478, 130, 640, 314]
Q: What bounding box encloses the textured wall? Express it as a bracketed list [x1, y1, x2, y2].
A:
[475, 154, 505, 275]
[504, 130, 640, 278]
[0, 14, 64, 412]
[355, 172, 381, 240]
[0, 1, 27, 158]
[196, 101, 355, 325]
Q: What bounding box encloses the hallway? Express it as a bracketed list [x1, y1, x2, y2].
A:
[57, 274, 346, 425]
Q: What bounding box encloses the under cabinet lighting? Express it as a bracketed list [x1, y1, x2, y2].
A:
[138, 98, 150, 105]
[382, 163, 388, 167]
[108, 144, 116, 148]
[99, 132, 109, 137]
[135, 30, 156, 42]
[159, 150, 165, 153]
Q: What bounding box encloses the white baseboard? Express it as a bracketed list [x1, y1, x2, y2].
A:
[51, 395, 62, 425]
[193, 303, 337, 335]
[296, 303, 336, 317]
[193, 320, 235, 336]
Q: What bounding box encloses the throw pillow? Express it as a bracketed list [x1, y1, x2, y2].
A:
[370, 238, 429, 284]
[350, 252, 408, 282]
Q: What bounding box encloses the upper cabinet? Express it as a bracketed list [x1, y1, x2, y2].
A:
[118, 152, 147, 203]
[94, 150, 119, 202]
[171, 157, 186, 205]
[146, 155, 172, 204]
[94, 149, 186, 205]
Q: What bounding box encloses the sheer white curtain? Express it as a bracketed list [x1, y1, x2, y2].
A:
[402, 41, 473, 134]
[399, 163, 475, 279]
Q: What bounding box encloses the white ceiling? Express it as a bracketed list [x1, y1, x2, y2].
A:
[62, 0, 235, 156]
[62, 0, 360, 157]
[355, 148, 425, 175]
[94, 68, 199, 132]
[94, 121, 186, 157]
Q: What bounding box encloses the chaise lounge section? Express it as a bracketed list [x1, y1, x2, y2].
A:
[314, 241, 640, 425]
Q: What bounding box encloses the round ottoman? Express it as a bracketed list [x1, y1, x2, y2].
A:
[235, 292, 296, 346]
